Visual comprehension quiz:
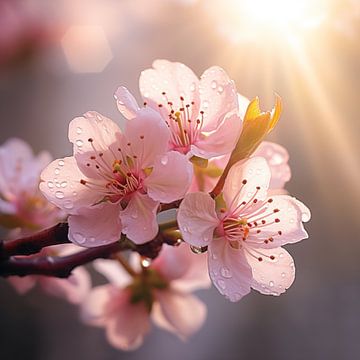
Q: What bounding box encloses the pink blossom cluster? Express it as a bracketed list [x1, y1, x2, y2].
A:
[0, 60, 310, 351]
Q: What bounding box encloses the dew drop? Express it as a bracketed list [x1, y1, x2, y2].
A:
[217, 279, 226, 290]
[281, 272, 286, 278]
[141, 258, 151, 268]
[211, 80, 217, 89]
[54, 168, 60, 175]
[55, 191, 64, 199]
[72, 191, 77, 197]
[76, 127, 82, 135]
[76, 139, 83, 147]
[47, 181, 54, 189]
[58, 159, 65, 167]
[279, 253, 284, 258]
[160, 155, 168, 165]
[60, 181, 68, 188]
[73, 232, 86, 244]
[189, 82, 196, 92]
[220, 266, 232, 279]
[269, 281, 275, 287]
[217, 85, 224, 94]
[131, 212, 138, 219]
[63, 200, 74, 210]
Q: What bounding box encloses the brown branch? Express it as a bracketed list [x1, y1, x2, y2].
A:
[0, 224, 180, 278]
[0, 223, 70, 259]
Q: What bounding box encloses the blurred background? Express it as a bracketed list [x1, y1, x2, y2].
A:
[0, 0, 359, 359]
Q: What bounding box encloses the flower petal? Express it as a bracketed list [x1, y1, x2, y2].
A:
[40, 156, 101, 214]
[93, 259, 132, 288]
[244, 246, 295, 296]
[139, 59, 200, 118]
[253, 141, 291, 189]
[81, 284, 113, 326]
[199, 66, 238, 129]
[124, 107, 170, 168]
[238, 93, 250, 119]
[177, 192, 219, 247]
[144, 151, 193, 203]
[68, 203, 122, 247]
[106, 290, 150, 351]
[246, 195, 309, 248]
[223, 157, 271, 212]
[114, 86, 140, 120]
[40, 266, 91, 304]
[154, 288, 207, 340]
[120, 192, 159, 244]
[208, 239, 252, 302]
[68, 111, 121, 179]
[192, 111, 241, 159]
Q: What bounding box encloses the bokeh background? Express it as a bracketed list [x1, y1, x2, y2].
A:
[0, 0, 359, 359]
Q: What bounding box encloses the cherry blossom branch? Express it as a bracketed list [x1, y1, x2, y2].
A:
[0, 222, 179, 278]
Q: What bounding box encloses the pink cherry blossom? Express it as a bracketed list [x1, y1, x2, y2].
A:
[8, 244, 91, 304]
[0, 138, 63, 233]
[190, 141, 291, 193]
[40, 108, 193, 247]
[178, 157, 310, 302]
[81, 243, 210, 350]
[115, 60, 242, 159]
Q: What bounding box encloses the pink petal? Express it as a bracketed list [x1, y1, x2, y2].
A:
[68, 111, 121, 179]
[177, 192, 219, 247]
[106, 290, 151, 351]
[223, 157, 271, 212]
[81, 284, 113, 326]
[40, 266, 91, 304]
[154, 288, 207, 339]
[40, 156, 101, 214]
[244, 246, 295, 296]
[253, 142, 291, 189]
[208, 239, 252, 302]
[144, 151, 193, 203]
[199, 66, 238, 130]
[246, 195, 309, 248]
[192, 111, 241, 159]
[114, 86, 140, 120]
[68, 203, 122, 247]
[139, 59, 200, 119]
[120, 192, 159, 244]
[124, 107, 170, 168]
[7, 276, 36, 294]
[93, 259, 132, 287]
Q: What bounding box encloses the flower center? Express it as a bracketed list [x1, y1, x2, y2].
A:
[79, 137, 145, 204]
[155, 92, 204, 154]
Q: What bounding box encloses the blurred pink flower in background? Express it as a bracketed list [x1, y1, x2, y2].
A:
[40, 107, 192, 247]
[116, 60, 242, 159]
[0, 138, 63, 234]
[8, 244, 91, 304]
[81, 243, 210, 350]
[178, 157, 310, 302]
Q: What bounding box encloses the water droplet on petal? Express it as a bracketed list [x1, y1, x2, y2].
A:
[220, 266, 232, 279]
[211, 80, 217, 89]
[47, 181, 54, 189]
[76, 140, 83, 147]
[63, 200, 74, 210]
[141, 258, 152, 268]
[160, 155, 168, 165]
[54, 168, 60, 175]
[269, 281, 275, 287]
[131, 211, 138, 219]
[76, 127, 82, 135]
[281, 272, 286, 278]
[217, 85, 224, 94]
[55, 191, 64, 199]
[58, 160, 65, 166]
[60, 181, 67, 188]
[190, 245, 207, 254]
[217, 279, 226, 290]
[73, 232, 86, 244]
[190, 82, 196, 92]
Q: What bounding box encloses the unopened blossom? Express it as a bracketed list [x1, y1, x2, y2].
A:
[81, 244, 210, 350]
[40, 108, 192, 246]
[178, 157, 310, 302]
[8, 244, 91, 304]
[114, 59, 242, 159]
[0, 138, 62, 233]
[190, 141, 291, 193]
